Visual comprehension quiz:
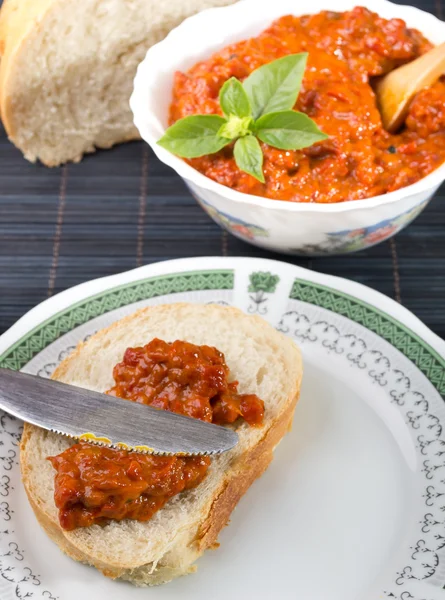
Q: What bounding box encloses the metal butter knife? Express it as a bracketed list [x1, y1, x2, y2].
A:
[0, 368, 238, 456]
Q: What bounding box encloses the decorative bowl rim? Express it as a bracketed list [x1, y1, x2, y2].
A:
[130, 0, 445, 214]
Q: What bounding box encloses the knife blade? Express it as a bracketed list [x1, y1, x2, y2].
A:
[0, 368, 238, 456]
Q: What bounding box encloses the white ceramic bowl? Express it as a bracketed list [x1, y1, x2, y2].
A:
[130, 0, 445, 255]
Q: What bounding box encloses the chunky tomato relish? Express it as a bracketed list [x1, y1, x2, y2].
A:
[49, 339, 264, 530]
[169, 7, 445, 203]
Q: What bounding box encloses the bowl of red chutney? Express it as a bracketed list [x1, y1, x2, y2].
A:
[131, 0, 445, 255]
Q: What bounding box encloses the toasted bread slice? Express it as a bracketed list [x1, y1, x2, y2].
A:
[0, 0, 236, 166]
[20, 303, 302, 586]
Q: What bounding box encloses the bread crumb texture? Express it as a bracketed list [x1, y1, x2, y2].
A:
[0, 0, 237, 165]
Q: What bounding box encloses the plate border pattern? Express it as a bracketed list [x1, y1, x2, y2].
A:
[0, 270, 234, 370]
[290, 280, 445, 396]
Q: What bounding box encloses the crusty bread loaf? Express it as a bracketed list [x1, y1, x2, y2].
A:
[20, 303, 303, 586]
[0, 0, 236, 166]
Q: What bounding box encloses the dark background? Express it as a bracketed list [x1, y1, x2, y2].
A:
[0, 0, 444, 339]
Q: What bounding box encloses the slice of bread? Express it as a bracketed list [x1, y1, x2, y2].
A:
[0, 0, 236, 166]
[20, 303, 302, 586]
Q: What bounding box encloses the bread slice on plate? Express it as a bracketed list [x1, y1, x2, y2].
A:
[20, 303, 302, 586]
[0, 0, 236, 166]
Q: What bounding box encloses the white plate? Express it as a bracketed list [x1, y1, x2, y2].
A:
[0, 257, 444, 600]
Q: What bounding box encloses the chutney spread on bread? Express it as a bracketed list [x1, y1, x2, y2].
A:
[48, 339, 264, 530]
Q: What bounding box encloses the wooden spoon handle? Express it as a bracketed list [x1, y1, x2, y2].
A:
[376, 41, 445, 132]
[404, 40, 445, 89]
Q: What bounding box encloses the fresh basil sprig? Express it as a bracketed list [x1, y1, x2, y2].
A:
[158, 53, 328, 182]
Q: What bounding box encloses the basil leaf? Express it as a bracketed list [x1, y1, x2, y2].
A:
[243, 53, 308, 119]
[158, 115, 229, 158]
[219, 77, 252, 119]
[255, 110, 328, 150]
[234, 135, 265, 183]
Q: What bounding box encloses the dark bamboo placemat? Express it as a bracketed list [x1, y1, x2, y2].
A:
[0, 0, 444, 341]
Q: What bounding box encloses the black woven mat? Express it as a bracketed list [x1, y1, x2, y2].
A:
[1, 0, 444, 340]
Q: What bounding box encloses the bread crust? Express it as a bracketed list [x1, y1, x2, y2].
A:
[19, 304, 303, 585]
[196, 390, 298, 551]
[0, 0, 54, 141]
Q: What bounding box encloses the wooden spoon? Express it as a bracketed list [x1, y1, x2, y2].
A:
[375, 41, 445, 133]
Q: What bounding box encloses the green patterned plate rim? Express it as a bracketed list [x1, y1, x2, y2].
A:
[290, 279, 445, 396]
[0, 261, 443, 399]
[0, 269, 233, 369]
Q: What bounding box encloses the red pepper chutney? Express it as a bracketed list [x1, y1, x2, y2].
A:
[49, 339, 264, 530]
[169, 7, 445, 203]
